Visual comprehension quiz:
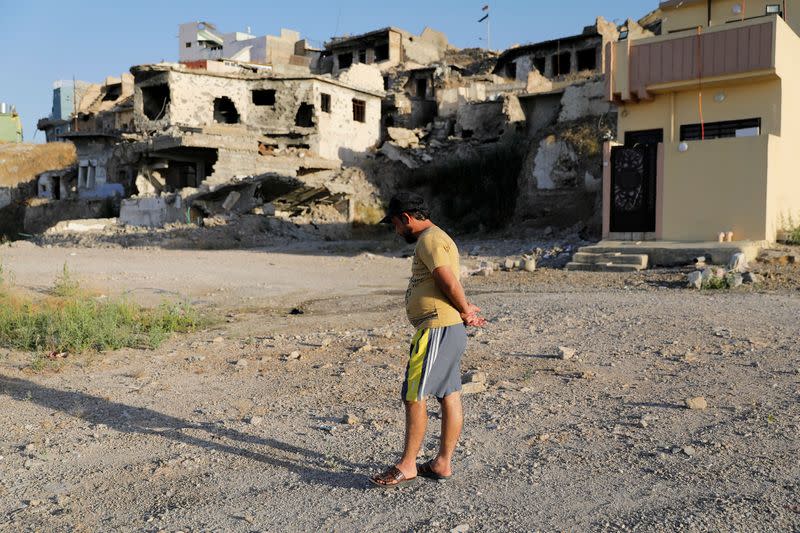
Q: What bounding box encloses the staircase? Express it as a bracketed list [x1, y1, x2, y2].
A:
[565, 248, 649, 272]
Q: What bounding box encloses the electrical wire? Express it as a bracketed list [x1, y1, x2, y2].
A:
[696, 26, 705, 140]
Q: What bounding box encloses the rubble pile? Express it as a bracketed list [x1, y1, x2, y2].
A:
[686, 253, 763, 289]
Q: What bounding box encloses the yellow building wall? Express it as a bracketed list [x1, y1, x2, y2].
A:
[662, 135, 770, 241]
[766, 18, 800, 238]
[617, 79, 782, 241]
[618, 79, 781, 142]
[663, 1, 800, 36]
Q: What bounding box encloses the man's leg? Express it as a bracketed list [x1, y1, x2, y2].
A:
[395, 399, 427, 479]
[430, 391, 462, 477]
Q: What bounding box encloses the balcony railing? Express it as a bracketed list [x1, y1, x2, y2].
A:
[607, 15, 782, 102]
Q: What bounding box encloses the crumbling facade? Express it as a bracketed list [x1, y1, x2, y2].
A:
[323, 27, 450, 76]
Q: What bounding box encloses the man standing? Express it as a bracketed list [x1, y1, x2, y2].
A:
[371, 192, 486, 487]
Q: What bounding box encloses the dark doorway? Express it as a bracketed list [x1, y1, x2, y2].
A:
[576, 47, 598, 71]
[553, 51, 572, 76]
[610, 129, 663, 233]
[416, 78, 427, 98]
[213, 97, 239, 124]
[142, 84, 170, 120]
[295, 103, 314, 127]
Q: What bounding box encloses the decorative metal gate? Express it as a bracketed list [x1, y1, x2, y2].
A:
[610, 133, 660, 233]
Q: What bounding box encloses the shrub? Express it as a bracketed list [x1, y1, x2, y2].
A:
[0, 271, 202, 356]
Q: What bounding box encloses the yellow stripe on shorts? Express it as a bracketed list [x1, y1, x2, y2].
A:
[405, 328, 431, 402]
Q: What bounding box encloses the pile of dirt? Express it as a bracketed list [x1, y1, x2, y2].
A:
[0, 142, 76, 187]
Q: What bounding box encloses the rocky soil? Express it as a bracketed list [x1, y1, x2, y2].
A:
[0, 240, 798, 532]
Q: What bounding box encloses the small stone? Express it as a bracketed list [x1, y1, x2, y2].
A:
[687, 271, 702, 289]
[27, 499, 42, 507]
[462, 371, 487, 384]
[461, 382, 487, 395]
[343, 414, 360, 425]
[212, 336, 224, 343]
[742, 272, 763, 285]
[727, 252, 748, 273]
[451, 525, 470, 533]
[693, 256, 706, 264]
[474, 267, 493, 277]
[503, 258, 516, 271]
[248, 416, 263, 426]
[523, 258, 536, 272]
[682, 445, 696, 457]
[684, 396, 708, 410]
[728, 274, 743, 288]
[557, 346, 576, 360]
[234, 359, 248, 369]
[537, 433, 550, 442]
[320, 338, 332, 347]
[288, 351, 301, 360]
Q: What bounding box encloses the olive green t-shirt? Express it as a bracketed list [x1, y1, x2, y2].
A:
[405, 226, 462, 329]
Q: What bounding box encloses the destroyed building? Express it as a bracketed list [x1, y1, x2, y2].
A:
[322, 27, 451, 76]
[179, 22, 320, 73]
[120, 60, 383, 226]
[37, 80, 93, 142]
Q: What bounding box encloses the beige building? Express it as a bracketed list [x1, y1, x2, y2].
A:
[605, 0, 800, 242]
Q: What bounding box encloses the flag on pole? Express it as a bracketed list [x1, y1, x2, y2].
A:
[479, 3, 489, 22]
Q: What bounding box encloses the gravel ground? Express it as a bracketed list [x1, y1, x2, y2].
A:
[0, 241, 799, 532]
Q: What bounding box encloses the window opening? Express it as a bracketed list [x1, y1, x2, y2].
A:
[375, 43, 390, 62]
[142, 84, 170, 120]
[553, 51, 572, 76]
[680, 118, 761, 141]
[338, 52, 353, 69]
[213, 97, 240, 124]
[253, 89, 276, 106]
[295, 103, 314, 127]
[320, 93, 331, 113]
[352, 99, 366, 123]
[576, 48, 598, 71]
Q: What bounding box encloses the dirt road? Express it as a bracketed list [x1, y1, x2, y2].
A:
[1, 243, 798, 532]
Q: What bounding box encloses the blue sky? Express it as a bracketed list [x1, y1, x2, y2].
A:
[0, 0, 652, 143]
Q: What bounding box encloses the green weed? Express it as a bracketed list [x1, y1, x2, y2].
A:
[0, 270, 203, 361]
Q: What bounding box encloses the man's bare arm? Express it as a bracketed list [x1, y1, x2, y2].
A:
[432, 266, 486, 327]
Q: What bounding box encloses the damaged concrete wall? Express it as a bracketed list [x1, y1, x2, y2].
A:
[133, 66, 381, 162]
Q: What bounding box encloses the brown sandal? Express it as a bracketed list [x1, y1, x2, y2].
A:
[369, 466, 417, 488]
[417, 460, 452, 480]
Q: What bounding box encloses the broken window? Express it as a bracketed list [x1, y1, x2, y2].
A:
[358, 49, 367, 63]
[375, 42, 390, 62]
[338, 52, 353, 69]
[142, 84, 170, 120]
[576, 47, 598, 71]
[553, 51, 572, 76]
[505, 62, 517, 79]
[352, 99, 366, 123]
[533, 57, 546, 75]
[253, 89, 276, 106]
[213, 97, 239, 124]
[102, 84, 122, 101]
[320, 93, 331, 113]
[416, 78, 427, 98]
[295, 103, 314, 127]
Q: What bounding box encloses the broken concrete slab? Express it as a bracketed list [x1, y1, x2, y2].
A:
[379, 142, 419, 169]
[386, 127, 420, 149]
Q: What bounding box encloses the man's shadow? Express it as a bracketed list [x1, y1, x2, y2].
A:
[0, 374, 370, 490]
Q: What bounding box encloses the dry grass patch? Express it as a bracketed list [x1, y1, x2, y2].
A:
[0, 142, 76, 187]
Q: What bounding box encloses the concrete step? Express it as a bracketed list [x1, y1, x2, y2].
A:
[571, 252, 649, 268]
[565, 262, 643, 273]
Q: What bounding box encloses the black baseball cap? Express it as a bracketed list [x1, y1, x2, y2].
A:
[379, 192, 428, 224]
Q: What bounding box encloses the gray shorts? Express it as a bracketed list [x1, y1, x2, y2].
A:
[401, 323, 467, 402]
